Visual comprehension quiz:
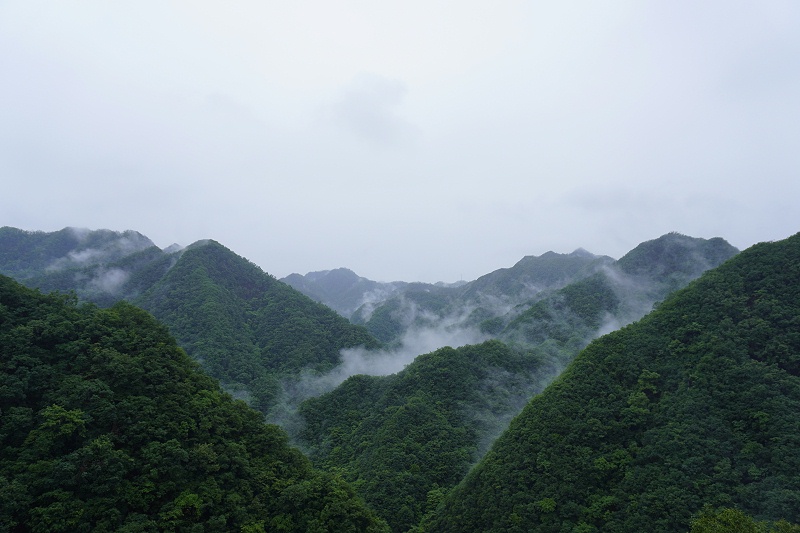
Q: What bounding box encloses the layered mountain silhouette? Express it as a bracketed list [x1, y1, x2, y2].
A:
[421, 233, 800, 532]
[0, 227, 379, 414]
[286, 234, 738, 364]
[6, 223, 800, 531]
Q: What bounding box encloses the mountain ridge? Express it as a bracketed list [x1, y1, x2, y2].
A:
[422, 232, 800, 532]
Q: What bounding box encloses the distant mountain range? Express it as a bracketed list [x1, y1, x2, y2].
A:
[285, 233, 738, 360]
[4, 224, 800, 531]
[0, 226, 738, 428]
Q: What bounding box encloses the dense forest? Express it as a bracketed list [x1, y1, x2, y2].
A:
[421, 233, 800, 532]
[4, 226, 798, 532]
[0, 228, 381, 415]
[0, 274, 387, 531]
[298, 341, 545, 532]
[134, 240, 380, 413]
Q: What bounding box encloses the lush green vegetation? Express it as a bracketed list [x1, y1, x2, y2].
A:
[298, 340, 544, 532]
[3, 227, 759, 532]
[690, 507, 800, 533]
[0, 274, 387, 532]
[135, 240, 380, 413]
[503, 272, 619, 346]
[0, 229, 382, 416]
[422, 233, 800, 532]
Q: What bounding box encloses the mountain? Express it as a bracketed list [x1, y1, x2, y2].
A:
[343, 234, 737, 360]
[421, 233, 800, 532]
[0, 274, 388, 532]
[135, 240, 381, 412]
[0, 228, 381, 415]
[298, 340, 544, 533]
[344, 249, 612, 345]
[282, 268, 408, 317]
[0, 226, 169, 307]
[498, 234, 740, 360]
[294, 234, 739, 532]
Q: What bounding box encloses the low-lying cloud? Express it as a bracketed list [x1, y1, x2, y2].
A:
[269, 321, 489, 436]
[88, 267, 130, 294]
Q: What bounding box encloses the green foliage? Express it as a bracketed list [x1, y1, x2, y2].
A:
[690, 506, 800, 533]
[0, 229, 381, 416]
[299, 340, 543, 532]
[0, 275, 388, 532]
[617, 232, 739, 295]
[135, 240, 380, 413]
[423, 233, 800, 532]
[505, 272, 619, 345]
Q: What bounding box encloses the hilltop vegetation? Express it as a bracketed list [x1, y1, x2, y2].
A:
[7, 225, 772, 532]
[0, 228, 380, 415]
[0, 274, 387, 532]
[298, 341, 544, 532]
[422, 233, 800, 532]
[135, 240, 380, 413]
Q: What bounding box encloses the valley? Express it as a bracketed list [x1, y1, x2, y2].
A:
[2, 225, 798, 531]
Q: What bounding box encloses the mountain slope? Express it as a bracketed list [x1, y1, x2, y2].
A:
[134, 240, 381, 412]
[0, 228, 381, 414]
[422, 234, 800, 532]
[0, 226, 168, 306]
[298, 340, 544, 533]
[0, 274, 388, 532]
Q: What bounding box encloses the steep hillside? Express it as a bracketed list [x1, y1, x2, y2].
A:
[422, 234, 800, 532]
[0, 226, 168, 306]
[298, 340, 544, 533]
[135, 240, 381, 412]
[0, 275, 387, 532]
[0, 228, 381, 415]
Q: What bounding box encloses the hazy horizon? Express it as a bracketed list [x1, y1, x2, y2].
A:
[3, 2, 798, 283]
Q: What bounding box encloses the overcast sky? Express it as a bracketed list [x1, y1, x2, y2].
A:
[2, 2, 799, 282]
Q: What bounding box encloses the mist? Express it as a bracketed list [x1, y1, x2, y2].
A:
[88, 267, 130, 295]
[267, 319, 489, 437]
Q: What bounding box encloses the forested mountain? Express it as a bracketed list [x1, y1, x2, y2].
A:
[4, 225, 786, 532]
[0, 226, 169, 307]
[298, 340, 545, 532]
[421, 233, 800, 532]
[135, 240, 380, 413]
[291, 234, 739, 532]
[0, 274, 388, 532]
[333, 234, 737, 351]
[343, 250, 613, 345]
[498, 234, 739, 364]
[0, 228, 380, 415]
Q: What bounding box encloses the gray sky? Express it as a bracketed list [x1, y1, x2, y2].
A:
[2, 1, 799, 283]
